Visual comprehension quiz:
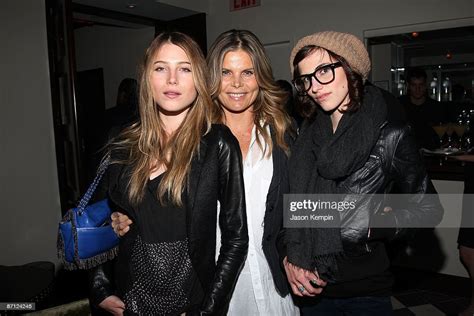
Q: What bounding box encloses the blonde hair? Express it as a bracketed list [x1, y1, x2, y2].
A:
[207, 29, 291, 156]
[110, 32, 213, 206]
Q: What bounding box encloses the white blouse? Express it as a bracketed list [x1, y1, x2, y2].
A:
[217, 125, 299, 316]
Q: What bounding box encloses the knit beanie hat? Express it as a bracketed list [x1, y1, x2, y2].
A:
[289, 31, 371, 81]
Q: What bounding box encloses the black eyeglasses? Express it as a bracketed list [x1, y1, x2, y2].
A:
[292, 62, 342, 94]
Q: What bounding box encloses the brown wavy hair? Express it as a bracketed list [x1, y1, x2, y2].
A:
[109, 31, 213, 206]
[207, 29, 292, 156]
[292, 46, 364, 120]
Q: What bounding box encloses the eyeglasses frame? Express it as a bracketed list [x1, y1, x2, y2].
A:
[292, 62, 343, 94]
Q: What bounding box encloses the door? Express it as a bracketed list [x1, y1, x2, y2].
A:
[46, 0, 85, 212]
[76, 68, 107, 183]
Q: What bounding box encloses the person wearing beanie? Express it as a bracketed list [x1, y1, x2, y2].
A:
[279, 31, 444, 315]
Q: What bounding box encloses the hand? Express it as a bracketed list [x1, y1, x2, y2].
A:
[98, 295, 125, 315]
[383, 206, 393, 213]
[283, 256, 326, 297]
[111, 212, 133, 237]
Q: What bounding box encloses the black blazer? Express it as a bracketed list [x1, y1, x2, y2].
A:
[90, 124, 248, 315]
[261, 130, 293, 297]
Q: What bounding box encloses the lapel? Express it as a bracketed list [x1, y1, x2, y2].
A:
[289, 125, 317, 194]
[186, 139, 208, 216]
[268, 147, 282, 196]
[267, 127, 282, 196]
[185, 138, 208, 247]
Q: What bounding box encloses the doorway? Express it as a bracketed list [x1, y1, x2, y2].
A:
[47, 0, 207, 211]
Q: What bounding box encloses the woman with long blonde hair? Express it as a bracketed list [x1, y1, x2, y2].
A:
[89, 31, 247, 316]
[110, 29, 298, 315]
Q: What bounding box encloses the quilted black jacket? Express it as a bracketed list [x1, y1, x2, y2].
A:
[288, 120, 443, 248]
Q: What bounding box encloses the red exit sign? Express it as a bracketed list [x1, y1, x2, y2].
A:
[230, 0, 261, 11]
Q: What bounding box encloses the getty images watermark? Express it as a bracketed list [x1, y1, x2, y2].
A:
[284, 194, 350, 228]
[284, 193, 474, 229]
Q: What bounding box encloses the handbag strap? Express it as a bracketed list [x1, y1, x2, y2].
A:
[77, 155, 111, 215]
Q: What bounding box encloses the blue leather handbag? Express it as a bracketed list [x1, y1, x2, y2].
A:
[57, 156, 119, 270]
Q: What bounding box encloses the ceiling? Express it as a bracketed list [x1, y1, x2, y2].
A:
[72, 0, 200, 28]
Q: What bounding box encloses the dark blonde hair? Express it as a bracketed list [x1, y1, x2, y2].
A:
[207, 29, 291, 156]
[110, 31, 213, 206]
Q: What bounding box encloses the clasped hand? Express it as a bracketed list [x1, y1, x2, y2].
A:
[283, 256, 327, 297]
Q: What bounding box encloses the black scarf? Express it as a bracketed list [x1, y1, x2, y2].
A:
[286, 86, 387, 283]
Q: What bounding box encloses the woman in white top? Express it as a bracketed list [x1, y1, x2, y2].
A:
[112, 29, 299, 316]
[206, 29, 298, 316]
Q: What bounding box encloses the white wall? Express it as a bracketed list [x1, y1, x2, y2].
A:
[74, 26, 155, 109]
[202, 0, 473, 81]
[0, 0, 61, 266]
[134, 1, 474, 82]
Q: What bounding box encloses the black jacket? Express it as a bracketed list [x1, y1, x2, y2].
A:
[289, 120, 443, 248]
[261, 130, 293, 297]
[89, 124, 248, 315]
[282, 120, 443, 296]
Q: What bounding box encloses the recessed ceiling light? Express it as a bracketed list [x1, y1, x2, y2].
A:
[126, 4, 136, 9]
